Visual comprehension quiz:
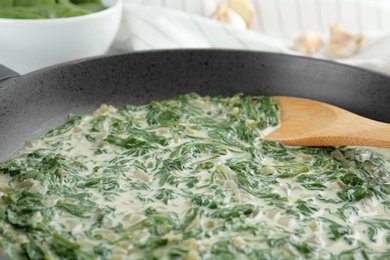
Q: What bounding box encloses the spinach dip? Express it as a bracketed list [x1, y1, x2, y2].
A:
[0, 93, 389, 259]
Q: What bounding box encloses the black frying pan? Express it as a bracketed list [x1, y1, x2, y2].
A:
[1, 49, 390, 164]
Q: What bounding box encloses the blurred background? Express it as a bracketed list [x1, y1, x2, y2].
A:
[1, 0, 390, 75]
[110, 0, 390, 75]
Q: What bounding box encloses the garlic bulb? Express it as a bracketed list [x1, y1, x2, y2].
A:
[292, 32, 324, 56]
[227, 0, 255, 28]
[328, 24, 364, 59]
[211, 2, 247, 30]
[211, 0, 255, 29]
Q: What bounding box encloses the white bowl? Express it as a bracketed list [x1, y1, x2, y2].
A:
[0, 0, 122, 74]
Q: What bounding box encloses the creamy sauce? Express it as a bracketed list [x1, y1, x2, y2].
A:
[0, 94, 389, 259]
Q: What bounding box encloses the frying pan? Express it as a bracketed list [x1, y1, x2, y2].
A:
[0, 49, 389, 259]
[1, 49, 390, 164]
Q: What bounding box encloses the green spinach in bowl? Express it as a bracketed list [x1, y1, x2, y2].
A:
[0, 0, 107, 19]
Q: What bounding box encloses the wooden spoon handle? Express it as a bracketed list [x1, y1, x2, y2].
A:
[327, 106, 390, 148]
[360, 125, 390, 147]
[279, 124, 390, 148]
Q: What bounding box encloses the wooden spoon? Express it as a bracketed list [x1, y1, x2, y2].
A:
[264, 96, 390, 148]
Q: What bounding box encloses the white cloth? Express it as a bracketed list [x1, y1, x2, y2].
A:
[110, 0, 390, 76]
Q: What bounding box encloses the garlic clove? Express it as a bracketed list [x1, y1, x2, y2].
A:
[292, 32, 324, 56]
[328, 24, 364, 59]
[211, 0, 255, 29]
[211, 2, 247, 30]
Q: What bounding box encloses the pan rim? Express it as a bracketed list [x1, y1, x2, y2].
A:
[2, 49, 390, 87]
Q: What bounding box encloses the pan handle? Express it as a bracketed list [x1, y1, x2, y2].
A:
[0, 64, 19, 81]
